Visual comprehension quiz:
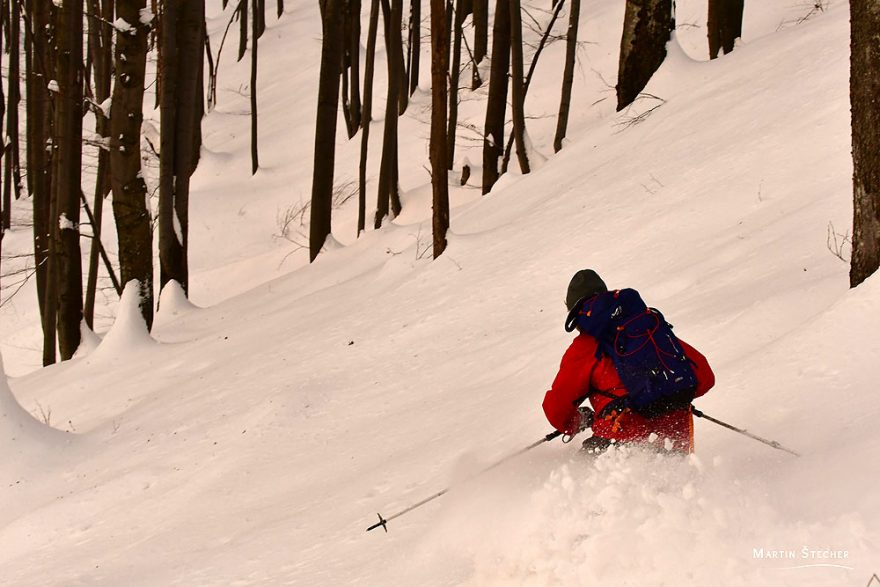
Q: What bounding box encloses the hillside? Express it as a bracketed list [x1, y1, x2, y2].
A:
[2, 0, 878, 585]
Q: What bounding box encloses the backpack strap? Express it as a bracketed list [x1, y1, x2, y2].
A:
[564, 296, 590, 333]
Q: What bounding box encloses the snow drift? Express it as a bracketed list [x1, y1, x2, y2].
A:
[1, 0, 878, 585]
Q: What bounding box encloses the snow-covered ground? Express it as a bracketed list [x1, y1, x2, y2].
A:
[2, 0, 878, 585]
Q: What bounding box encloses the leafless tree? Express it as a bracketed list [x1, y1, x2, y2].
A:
[255, 0, 265, 38]
[251, 0, 259, 173]
[346, 0, 362, 130]
[0, 2, 8, 233]
[23, 0, 56, 364]
[159, 0, 205, 293]
[472, 0, 487, 84]
[446, 0, 464, 169]
[358, 0, 380, 235]
[310, 0, 344, 260]
[481, 0, 510, 194]
[554, 0, 579, 152]
[3, 0, 22, 211]
[84, 0, 115, 329]
[850, 0, 880, 287]
[616, 0, 673, 111]
[238, 0, 249, 61]
[430, 0, 449, 257]
[409, 0, 421, 94]
[53, 0, 86, 358]
[707, 0, 743, 59]
[375, 0, 404, 228]
[110, 0, 154, 329]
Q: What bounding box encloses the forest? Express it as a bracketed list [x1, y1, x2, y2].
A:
[2, 1, 880, 585]
[1, 0, 877, 370]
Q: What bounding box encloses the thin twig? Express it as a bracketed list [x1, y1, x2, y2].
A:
[79, 191, 123, 295]
[501, 0, 566, 171]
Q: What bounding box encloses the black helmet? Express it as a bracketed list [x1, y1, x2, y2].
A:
[565, 269, 607, 311]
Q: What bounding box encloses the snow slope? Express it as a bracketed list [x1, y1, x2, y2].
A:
[2, 0, 879, 585]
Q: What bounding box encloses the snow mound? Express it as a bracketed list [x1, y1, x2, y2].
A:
[0, 354, 68, 472]
[89, 281, 156, 361]
[72, 321, 103, 360]
[154, 280, 199, 329]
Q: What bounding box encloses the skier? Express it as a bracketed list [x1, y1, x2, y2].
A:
[543, 269, 715, 454]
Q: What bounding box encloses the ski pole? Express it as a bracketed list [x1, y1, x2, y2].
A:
[366, 429, 566, 533]
[691, 407, 800, 457]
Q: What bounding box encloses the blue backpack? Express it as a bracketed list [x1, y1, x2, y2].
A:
[565, 288, 698, 417]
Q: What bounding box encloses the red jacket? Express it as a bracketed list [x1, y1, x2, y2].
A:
[543, 333, 715, 451]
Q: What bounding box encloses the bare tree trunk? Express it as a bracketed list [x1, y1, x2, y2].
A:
[22, 4, 29, 202]
[553, 0, 579, 152]
[159, 0, 180, 291]
[4, 0, 21, 207]
[507, 0, 529, 174]
[405, 1, 412, 84]
[0, 1, 5, 55]
[205, 20, 216, 108]
[850, 0, 880, 287]
[238, 0, 248, 61]
[23, 0, 55, 365]
[310, 0, 343, 260]
[0, 0, 6, 292]
[159, 0, 204, 293]
[7, 0, 22, 200]
[341, 35, 355, 137]
[375, 0, 402, 228]
[358, 0, 380, 235]
[348, 0, 362, 129]
[255, 0, 265, 38]
[616, 0, 673, 111]
[84, 0, 114, 329]
[53, 0, 85, 359]
[193, 30, 205, 168]
[0, 0, 7, 233]
[481, 0, 509, 194]
[85, 0, 100, 313]
[251, 0, 259, 173]
[391, 0, 408, 114]
[470, 0, 486, 89]
[430, 0, 448, 257]
[44, 173, 58, 364]
[0, 218, 4, 296]
[153, 0, 160, 108]
[446, 0, 463, 169]
[472, 0, 487, 64]
[150, 0, 158, 48]
[409, 0, 420, 94]
[707, 0, 743, 60]
[110, 0, 153, 330]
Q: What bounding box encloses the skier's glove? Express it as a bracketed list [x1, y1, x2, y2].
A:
[565, 407, 594, 435]
[576, 407, 594, 432]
